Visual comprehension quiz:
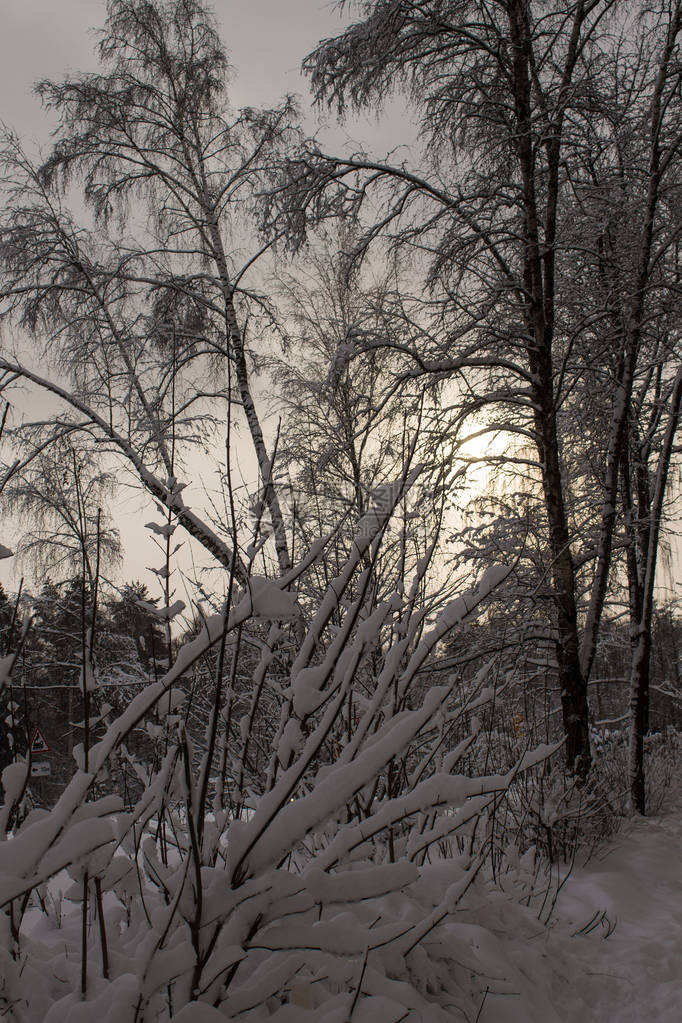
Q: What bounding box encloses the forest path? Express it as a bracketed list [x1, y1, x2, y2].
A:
[543, 786, 682, 1022]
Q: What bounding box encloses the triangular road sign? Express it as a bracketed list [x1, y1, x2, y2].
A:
[30, 726, 50, 754]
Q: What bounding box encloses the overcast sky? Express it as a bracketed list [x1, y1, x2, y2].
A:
[0, 0, 339, 124]
[0, 0, 407, 150]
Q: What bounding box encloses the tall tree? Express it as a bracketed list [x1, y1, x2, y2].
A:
[0, 0, 300, 582]
[554, 0, 682, 806]
[268, 0, 682, 776]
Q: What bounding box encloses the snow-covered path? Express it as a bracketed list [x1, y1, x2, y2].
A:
[472, 790, 682, 1023]
[545, 793, 682, 1022]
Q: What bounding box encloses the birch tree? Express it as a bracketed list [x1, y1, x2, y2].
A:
[0, 0, 299, 582]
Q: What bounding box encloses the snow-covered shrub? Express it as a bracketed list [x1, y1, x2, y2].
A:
[641, 726, 681, 814]
[506, 725, 682, 866]
[0, 475, 557, 1021]
[588, 725, 681, 818]
[499, 764, 621, 867]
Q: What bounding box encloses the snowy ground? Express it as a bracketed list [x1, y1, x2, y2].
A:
[477, 787, 682, 1023]
[444, 780, 682, 1023]
[545, 790, 682, 1023]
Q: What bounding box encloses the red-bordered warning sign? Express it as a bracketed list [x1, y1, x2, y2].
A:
[30, 727, 50, 754]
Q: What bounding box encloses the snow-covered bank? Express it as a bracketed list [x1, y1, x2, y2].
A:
[450, 784, 682, 1023]
[542, 789, 682, 1023]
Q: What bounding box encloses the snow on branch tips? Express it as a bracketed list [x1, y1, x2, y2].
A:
[0, 461, 562, 1021]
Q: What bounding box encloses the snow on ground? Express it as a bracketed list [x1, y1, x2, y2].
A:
[541, 790, 682, 1023]
[464, 784, 682, 1023]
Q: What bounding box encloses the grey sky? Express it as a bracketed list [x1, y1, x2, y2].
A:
[0, 1, 341, 127]
[0, 0, 407, 150]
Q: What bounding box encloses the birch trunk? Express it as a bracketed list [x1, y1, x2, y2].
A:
[205, 214, 293, 577]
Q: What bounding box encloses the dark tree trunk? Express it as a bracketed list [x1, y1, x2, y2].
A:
[535, 383, 591, 776]
[629, 629, 651, 814]
[624, 366, 682, 813]
[509, 0, 591, 775]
